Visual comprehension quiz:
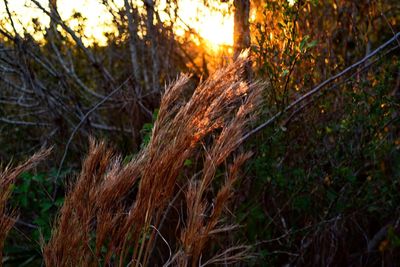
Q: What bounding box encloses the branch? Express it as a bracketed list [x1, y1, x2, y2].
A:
[239, 31, 400, 144]
[3, 0, 18, 37]
[30, 0, 116, 85]
[55, 75, 133, 180]
[50, 41, 106, 99]
[282, 44, 400, 127]
[0, 117, 51, 127]
[90, 122, 132, 133]
[0, 99, 38, 108]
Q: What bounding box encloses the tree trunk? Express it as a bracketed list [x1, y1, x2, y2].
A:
[124, 0, 142, 86]
[144, 0, 160, 92]
[233, 0, 250, 57]
[233, 0, 251, 80]
[47, 0, 58, 39]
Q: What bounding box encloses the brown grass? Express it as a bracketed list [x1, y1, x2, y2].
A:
[0, 148, 50, 266]
[43, 54, 262, 266]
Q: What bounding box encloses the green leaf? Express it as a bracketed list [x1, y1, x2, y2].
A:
[40, 202, 53, 212]
[32, 173, 45, 182]
[325, 126, 333, 134]
[293, 195, 311, 211]
[33, 217, 47, 227]
[20, 195, 28, 208]
[184, 159, 193, 167]
[327, 189, 337, 202]
[20, 171, 33, 180]
[152, 108, 159, 121]
[141, 123, 153, 132]
[55, 197, 64, 207]
[300, 35, 310, 51]
[307, 40, 318, 48]
[20, 179, 31, 193]
[346, 175, 357, 184]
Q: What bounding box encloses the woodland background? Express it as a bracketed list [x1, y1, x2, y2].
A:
[0, 0, 400, 266]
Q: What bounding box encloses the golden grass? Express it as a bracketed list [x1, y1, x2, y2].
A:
[0, 148, 50, 265]
[42, 54, 262, 266]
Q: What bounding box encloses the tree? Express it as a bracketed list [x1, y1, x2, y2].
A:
[233, 0, 250, 57]
[233, 0, 251, 79]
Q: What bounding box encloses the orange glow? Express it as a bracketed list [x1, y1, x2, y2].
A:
[0, 0, 234, 51]
[173, 0, 233, 51]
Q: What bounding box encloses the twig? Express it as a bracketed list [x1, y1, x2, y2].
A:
[148, 187, 182, 262]
[0, 117, 51, 127]
[90, 122, 132, 133]
[199, 246, 252, 267]
[367, 223, 391, 252]
[239, 31, 400, 144]
[0, 99, 38, 108]
[50, 41, 106, 99]
[149, 225, 171, 264]
[282, 44, 400, 127]
[3, 0, 18, 37]
[55, 75, 132, 181]
[10, 217, 38, 229]
[381, 12, 400, 47]
[255, 215, 342, 246]
[30, 0, 115, 85]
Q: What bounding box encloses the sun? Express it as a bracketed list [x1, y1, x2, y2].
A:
[0, 0, 234, 50]
[174, 0, 234, 51]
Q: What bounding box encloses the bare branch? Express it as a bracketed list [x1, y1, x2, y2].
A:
[30, 0, 116, 85]
[0, 117, 51, 127]
[56, 75, 133, 179]
[50, 41, 106, 99]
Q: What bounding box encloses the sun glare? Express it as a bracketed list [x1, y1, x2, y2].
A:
[0, 0, 233, 51]
[0, 0, 117, 46]
[174, 0, 233, 51]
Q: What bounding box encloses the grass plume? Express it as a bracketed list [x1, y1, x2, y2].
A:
[44, 54, 262, 266]
[0, 148, 50, 265]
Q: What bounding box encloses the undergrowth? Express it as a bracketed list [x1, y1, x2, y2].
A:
[1, 55, 262, 266]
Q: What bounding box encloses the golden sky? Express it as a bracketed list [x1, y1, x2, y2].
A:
[0, 0, 233, 49]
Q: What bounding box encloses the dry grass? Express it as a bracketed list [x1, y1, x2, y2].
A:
[43, 54, 262, 266]
[0, 148, 50, 265]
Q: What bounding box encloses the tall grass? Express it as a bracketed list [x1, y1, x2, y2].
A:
[0, 148, 50, 265]
[20, 54, 262, 266]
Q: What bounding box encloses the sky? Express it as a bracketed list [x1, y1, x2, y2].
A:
[0, 0, 234, 49]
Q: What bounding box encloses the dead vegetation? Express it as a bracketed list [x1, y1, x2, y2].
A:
[36, 54, 261, 266]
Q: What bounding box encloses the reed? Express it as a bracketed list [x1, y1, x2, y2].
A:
[0, 148, 50, 266]
[44, 54, 262, 266]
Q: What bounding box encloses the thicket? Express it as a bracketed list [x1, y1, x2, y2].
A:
[1, 0, 400, 266]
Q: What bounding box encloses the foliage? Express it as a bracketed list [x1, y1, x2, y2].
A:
[1, 0, 400, 266]
[0, 149, 50, 266]
[238, 1, 400, 264]
[139, 108, 158, 148]
[4, 169, 65, 266]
